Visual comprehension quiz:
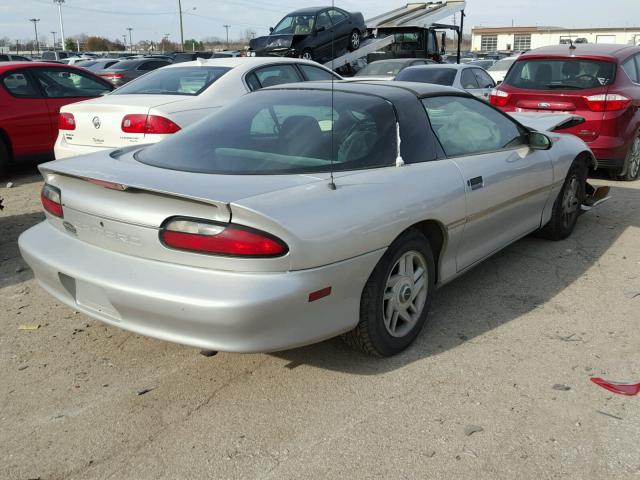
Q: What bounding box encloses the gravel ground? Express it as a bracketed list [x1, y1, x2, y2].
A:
[1, 168, 639, 480]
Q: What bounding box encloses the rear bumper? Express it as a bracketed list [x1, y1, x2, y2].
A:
[19, 222, 382, 353]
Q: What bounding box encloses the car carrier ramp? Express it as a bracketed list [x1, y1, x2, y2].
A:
[366, 1, 466, 29]
[323, 35, 395, 69]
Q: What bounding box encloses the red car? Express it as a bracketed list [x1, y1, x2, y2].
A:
[490, 44, 640, 181]
[0, 62, 113, 176]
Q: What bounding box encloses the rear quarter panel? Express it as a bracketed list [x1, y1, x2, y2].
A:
[231, 160, 467, 281]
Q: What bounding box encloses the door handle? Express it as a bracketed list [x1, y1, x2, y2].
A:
[467, 176, 484, 191]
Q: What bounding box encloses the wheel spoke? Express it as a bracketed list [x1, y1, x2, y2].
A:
[389, 311, 400, 334]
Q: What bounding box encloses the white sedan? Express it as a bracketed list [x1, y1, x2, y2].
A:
[54, 57, 341, 159]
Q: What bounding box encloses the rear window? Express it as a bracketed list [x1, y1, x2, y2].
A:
[112, 66, 230, 96]
[504, 58, 616, 90]
[395, 67, 457, 86]
[356, 62, 407, 77]
[104, 60, 140, 71]
[136, 90, 398, 175]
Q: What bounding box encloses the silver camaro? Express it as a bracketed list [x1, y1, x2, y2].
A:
[20, 81, 601, 357]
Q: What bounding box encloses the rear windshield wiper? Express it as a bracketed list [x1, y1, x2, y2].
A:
[545, 83, 583, 90]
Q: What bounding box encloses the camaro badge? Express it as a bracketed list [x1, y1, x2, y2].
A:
[92, 116, 101, 129]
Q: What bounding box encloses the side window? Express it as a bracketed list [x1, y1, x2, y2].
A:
[473, 68, 495, 88]
[245, 72, 262, 91]
[12, 56, 30, 62]
[253, 65, 303, 88]
[0, 54, 9, 61]
[423, 96, 526, 157]
[622, 56, 639, 83]
[2, 71, 39, 98]
[32, 69, 111, 98]
[298, 64, 336, 81]
[460, 69, 479, 89]
[316, 11, 332, 30]
[328, 9, 348, 24]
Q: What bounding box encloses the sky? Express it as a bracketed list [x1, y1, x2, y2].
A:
[1, 0, 639, 44]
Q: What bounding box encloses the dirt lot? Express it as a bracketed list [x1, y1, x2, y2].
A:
[1, 168, 639, 480]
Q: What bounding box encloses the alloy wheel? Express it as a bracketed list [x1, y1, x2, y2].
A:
[628, 136, 640, 180]
[351, 32, 360, 50]
[382, 250, 428, 338]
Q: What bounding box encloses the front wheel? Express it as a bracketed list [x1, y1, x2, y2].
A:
[349, 30, 361, 51]
[342, 229, 435, 357]
[538, 160, 587, 241]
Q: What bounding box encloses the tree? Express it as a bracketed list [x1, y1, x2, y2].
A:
[64, 38, 76, 51]
[184, 38, 203, 51]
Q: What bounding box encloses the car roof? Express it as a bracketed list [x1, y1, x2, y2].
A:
[0, 61, 90, 73]
[289, 6, 333, 14]
[402, 64, 469, 70]
[163, 57, 333, 70]
[367, 58, 430, 65]
[265, 80, 466, 100]
[521, 43, 640, 60]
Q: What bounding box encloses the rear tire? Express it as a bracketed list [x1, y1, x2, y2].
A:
[342, 229, 435, 357]
[538, 159, 587, 241]
[0, 139, 9, 180]
[349, 30, 361, 51]
[619, 134, 640, 182]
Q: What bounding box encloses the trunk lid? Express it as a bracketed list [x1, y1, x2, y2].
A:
[38, 151, 324, 271]
[60, 95, 187, 148]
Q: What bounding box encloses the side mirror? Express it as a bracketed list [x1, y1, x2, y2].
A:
[316, 26, 326, 33]
[269, 27, 274, 33]
[529, 132, 552, 150]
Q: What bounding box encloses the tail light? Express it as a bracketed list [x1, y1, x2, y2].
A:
[584, 94, 631, 112]
[489, 88, 509, 107]
[121, 114, 181, 134]
[41, 184, 63, 218]
[160, 218, 288, 257]
[99, 73, 124, 81]
[58, 112, 76, 131]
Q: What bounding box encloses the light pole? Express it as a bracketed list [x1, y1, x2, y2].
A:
[51, 31, 57, 51]
[162, 33, 170, 54]
[122, 34, 127, 52]
[223, 24, 231, 48]
[126, 27, 133, 53]
[177, 0, 184, 51]
[53, 0, 66, 51]
[29, 18, 40, 54]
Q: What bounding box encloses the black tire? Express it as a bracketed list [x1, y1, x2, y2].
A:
[342, 229, 436, 357]
[619, 134, 640, 182]
[300, 49, 313, 61]
[348, 30, 361, 51]
[538, 159, 587, 241]
[0, 139, 9, 180]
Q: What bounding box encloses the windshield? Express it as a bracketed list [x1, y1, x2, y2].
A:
[488, 58, 516, 72]
[504, 59, 615, 90]
[137, 90, 398, 175]
[272, 14, 315, 35]
[112, 66, 231, 96]
[356, 62, 407, 77]
[395, 68, 457, 86]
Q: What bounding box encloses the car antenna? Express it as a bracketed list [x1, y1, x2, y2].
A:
[328, 0, 337, 191]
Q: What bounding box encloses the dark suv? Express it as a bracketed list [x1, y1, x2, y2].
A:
[490, 44, 640, 180]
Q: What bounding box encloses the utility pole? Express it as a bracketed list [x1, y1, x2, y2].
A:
[29, 18, 40, 54]
[163, 34, 170, 54]
[223, 25, 231, 48]
[126, 27, 133, 53]
[122, 34, 127, 52]
[51, 31, 57, 51]
[178, 0, 184, 51]
[54, 0, 66, 51]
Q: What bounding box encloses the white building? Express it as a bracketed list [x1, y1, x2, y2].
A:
[471, 26, 640, 53]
